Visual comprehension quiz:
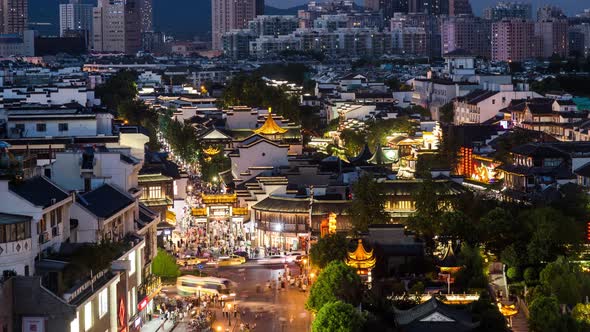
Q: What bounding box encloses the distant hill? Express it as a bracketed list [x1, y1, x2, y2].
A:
[264, 4, 306, 15]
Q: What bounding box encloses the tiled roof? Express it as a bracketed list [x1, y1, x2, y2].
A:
[9, 176, 70, 208]
[0, 212, 31, 225]
[77, 184, 134, 219]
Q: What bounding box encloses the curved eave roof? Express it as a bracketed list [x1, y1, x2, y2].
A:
[252, 196, 351, 215]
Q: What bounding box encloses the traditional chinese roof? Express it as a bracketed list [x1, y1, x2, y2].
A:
[253, 108, 287, 135]
[368, 144, 398, 165]
[438, 242, 459, 269]
[346, 239, 376, 270]
[394, 296, 479, 332]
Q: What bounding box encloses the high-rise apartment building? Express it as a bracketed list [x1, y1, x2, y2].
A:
[441, 15, 491, 58]
[491, 19, 537, 62]
[256, 0, 265, 16]
[92, 0, 141, 54]
[535, 19, 569, 58]
[448, 0, 471, 16]
[391, 12, 441, 57]
[537, 5, 566, 21]
[483, 2, 532, 21]
[408, 0, 448, 15]
[569, 23, 590, 58]
[59, 0, 94, 40]
[138, 0, 153, 32]
[365, 0, 380, 11]
[379, 0, 409, 21]
[212, 0, 258, 50]
[0, 0, 28, 34]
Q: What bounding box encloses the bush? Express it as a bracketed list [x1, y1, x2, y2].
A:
[524, 267, 538, 284]
[306, 261, 363, 312]
[507, 266, 522, 281]
[312, 301, 365, 332]
[152, 249, 180, 280]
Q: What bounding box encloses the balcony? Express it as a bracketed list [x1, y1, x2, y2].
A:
[0, 238, 32, 256]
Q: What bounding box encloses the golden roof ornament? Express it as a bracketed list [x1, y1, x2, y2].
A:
[253, 107, 288, 135]
[203, 146, 221, 155]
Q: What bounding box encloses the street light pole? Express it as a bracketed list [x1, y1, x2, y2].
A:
[227, 303, 232, 326]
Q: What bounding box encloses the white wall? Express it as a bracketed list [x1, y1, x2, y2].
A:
[231, 141, 289, 178]
[8, 118, 98, 138]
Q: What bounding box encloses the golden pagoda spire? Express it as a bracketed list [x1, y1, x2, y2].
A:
[346, 239, 376, 271]
[253, 107, 288, 135]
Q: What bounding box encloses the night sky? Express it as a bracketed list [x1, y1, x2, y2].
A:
[28, 0, 589, 39]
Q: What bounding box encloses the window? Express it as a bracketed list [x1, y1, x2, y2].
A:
[70, 312, 79, 332]
[129, 251, 136, 275]
[148, 186, 162, 199]
[14, 124, 24, 131]
[98, 289, 108, 318]
[84, 302, 92, 331]
[131, 286, 137, 316]
[36, 123, 47, 132]
[58, 123, 69, 131]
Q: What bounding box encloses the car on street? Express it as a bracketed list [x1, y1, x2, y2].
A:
[295, 254, 308, 264]
[258, 255, 287, 264]
[177, 256, 207, 267]
[217, 255, 246, 266]
[233, 251, 249, 260]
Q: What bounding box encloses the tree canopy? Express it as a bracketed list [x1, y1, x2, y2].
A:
[306, 261, 363, 312]
[309, 233, 349, 269]
[152, 249, 180, 279]
[365, 117, 415, 148]
[349, 174, 388, 232]
[217, 75, 301, 123]
[312, 301, 365, 332]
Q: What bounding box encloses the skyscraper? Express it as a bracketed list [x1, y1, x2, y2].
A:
[256, 0, 265, 16]
[483, 2, 532, 21]
[448, 0, 471, 16]
[379, 0, 409, 21]
[138, 0, 153, 32]
[365, 0, 380, 11]
[93, 0, 141, 54]
[59, 0, 94, 39]
[212, 0, 258, 50]
[0, 0, 28, 34]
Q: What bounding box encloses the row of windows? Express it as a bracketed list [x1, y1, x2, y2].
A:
[0, 222, 31, 243]
[14, 123, 69, 132]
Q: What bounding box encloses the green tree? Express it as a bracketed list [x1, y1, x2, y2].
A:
[306, 261, 363, 312]
[439, 102, 455, 123]
[524, 267, 538, 285]
[524, 208, 582, 264]
[365, 117, 415, 148]
[572, 303, 590, 330]
[152, 249, 180, 279]
[349, 174, 388, 232]
[529, 296, 563, 332]
[470, 291, 509, 332]
[454, 244, 487, 290]
[538, 257, 590, 306]
[480, 208, 518, 257]
[95, 70, 138, 110]
[312, 301, 365, 332]
[218, 75, 301, 122]
[309, 233, 349, 269]
[339, 129, 366, 157]
[506, 266, 522, 281]
[407, 177, 440, 251]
